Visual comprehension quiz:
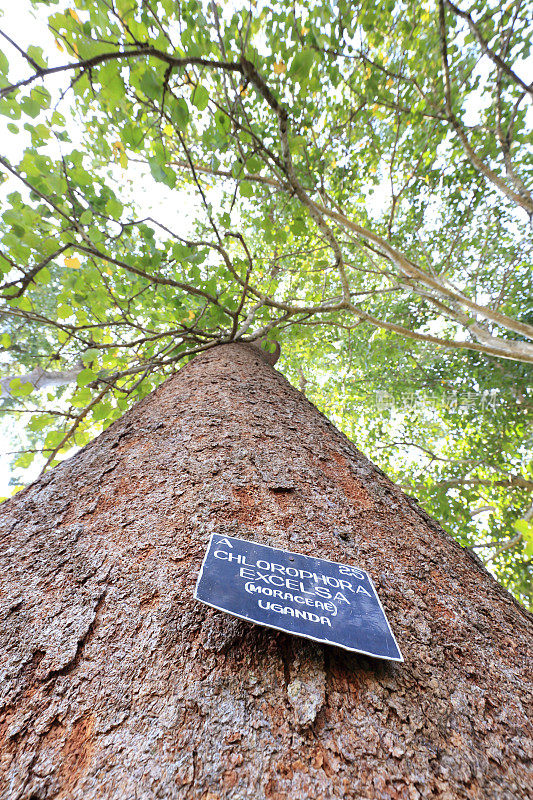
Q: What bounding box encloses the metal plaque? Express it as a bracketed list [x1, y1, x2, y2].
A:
[194, 534, 403, 662]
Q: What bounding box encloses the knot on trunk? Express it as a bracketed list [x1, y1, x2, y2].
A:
[250, 338, 281, 366]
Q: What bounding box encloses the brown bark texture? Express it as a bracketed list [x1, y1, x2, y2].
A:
[0, 343, 531, 800]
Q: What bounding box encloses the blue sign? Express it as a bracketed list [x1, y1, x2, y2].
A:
[194, 534, 403, 662]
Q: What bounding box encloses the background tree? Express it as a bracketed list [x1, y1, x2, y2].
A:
[0, 0, 531, 603]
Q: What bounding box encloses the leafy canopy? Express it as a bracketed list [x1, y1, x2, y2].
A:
[0, 0, 531, 605]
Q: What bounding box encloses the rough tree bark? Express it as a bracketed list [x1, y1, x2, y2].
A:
[0, 343, 531, 800]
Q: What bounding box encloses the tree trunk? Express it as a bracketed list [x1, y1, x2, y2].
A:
[0, 343, 531, 800]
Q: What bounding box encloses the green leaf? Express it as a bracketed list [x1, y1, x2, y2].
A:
[105, 196, 123, 218]
[231, 161, 243, 179]
[170, 98, 190, 130]
[291, 217, 306, 235]
[1, 333, 11, 348]
[192, 85, 209, 111]
[27, 45, 47, 69]
[239, 181, 253, 198]
[56, 305, 71, 319]
[79, 210, 93, 225]
[15, 450, 36, 469]
[149, 157, 167, 183]
[72, 387, 92, 407]
[513, 519, 533, 556]
[20, 96, 41, 119]
[139, 69, 160, 99]
[81, 348, 99, 366]
[122, 122, 142, 148]
[92, 401, 113, 421]
[290, 49, 316, 82]
[214, 110, 230, 133]
[34, 267, 51, 285]
[0, 96, 21, 120]
[246, 157, 262, 173]
[9, 378, 34, 397]
[0, 48, 9, 78]
[44, 429, 65, 449]
[514, 519, 533, 539]
[76, 369, 96, 387]
[28, 413, 54, 432]
[17, 297, 32, 312]
[516, 519, 533, 557]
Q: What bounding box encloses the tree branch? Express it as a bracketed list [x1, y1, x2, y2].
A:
[445, 0, 533, 99]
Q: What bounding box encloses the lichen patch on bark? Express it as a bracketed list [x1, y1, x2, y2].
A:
[286, 642, 326, 727]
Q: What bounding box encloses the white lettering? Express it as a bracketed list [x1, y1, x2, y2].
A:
[286, 567, 298, 577]
[333, 592, 350, 604]
[217, 537, 233, 549]
[239, 567, 256, 580]
[338, 565, 366, 581]
[338, 579, 354, 593]
[256, 599, 332, 627]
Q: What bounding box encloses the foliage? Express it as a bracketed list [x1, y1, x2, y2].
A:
[0, 0, 531, 604]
